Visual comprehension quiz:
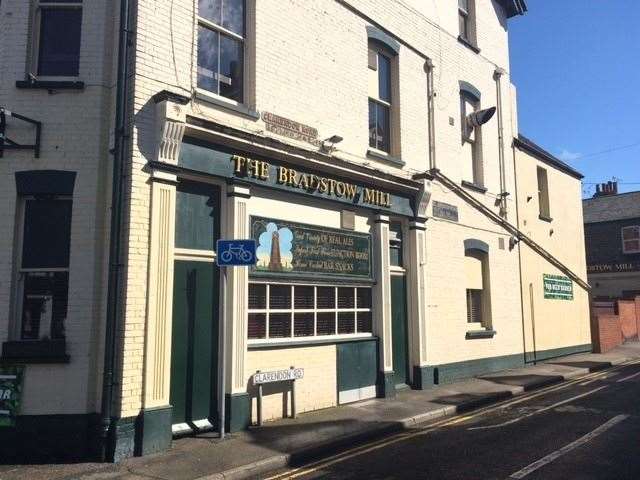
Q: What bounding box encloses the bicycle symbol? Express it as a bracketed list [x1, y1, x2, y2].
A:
[220, 243, 254, 263]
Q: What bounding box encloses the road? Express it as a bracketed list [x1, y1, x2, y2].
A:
[263, 359, 640, 480]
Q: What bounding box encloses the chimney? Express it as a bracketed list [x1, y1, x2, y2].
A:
[593, 181, 619, 198]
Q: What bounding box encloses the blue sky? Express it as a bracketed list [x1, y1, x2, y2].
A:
[509, 1, 640, 197]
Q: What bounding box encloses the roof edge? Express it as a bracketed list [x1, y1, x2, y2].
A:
[514, 134, 584, 180]
[498, 0, 528, 18]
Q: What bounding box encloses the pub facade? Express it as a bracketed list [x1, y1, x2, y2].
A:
[0, 0, 591, 461]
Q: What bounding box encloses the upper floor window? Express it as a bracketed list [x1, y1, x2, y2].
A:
[16, 197, 72, 340]
[460, 86, 483, 187]
[197, 0, 245, 102]
[368, 45, 392, 153]
[458, 0, 477, 47]
[537, 166, 551, 220]
[32, 0, 83, 77]
[622, 226, 640, 254]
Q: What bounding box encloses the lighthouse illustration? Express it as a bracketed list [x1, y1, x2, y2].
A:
[268, 230, 283, 271]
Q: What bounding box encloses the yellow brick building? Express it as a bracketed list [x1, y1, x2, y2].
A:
[0, 0, 591, 462]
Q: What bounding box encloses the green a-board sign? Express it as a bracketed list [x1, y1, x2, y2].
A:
[0, 365, 24, 427]
[543, 274, 574, 300]
[250, 216, 373, 280]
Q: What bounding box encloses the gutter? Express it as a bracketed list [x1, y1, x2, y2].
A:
[100, 0, 132, 461]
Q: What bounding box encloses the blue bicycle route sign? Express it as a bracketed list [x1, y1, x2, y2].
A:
[216, 239, 257, 267]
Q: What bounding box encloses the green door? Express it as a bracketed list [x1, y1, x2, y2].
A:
[391, 275, 409, 386]
[170, 261, 217, 430]
[337, 339, 378, 404]
[170, 182, 220, 433]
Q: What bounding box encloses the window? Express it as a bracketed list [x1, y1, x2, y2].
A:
[389, 221, 403, 267]
[622, 226, 640, 254]
[32, 0, 83, 77]
[16, 197, 72, 340]
[197, 0, 245, 102]
[368, 45, 392, 153]
[458, 0, 476, 46]
[460, 89, 483, 186]
[248, 283, 373, 342]
[537, 167, 551, 220]
[464, 243, 491, 330]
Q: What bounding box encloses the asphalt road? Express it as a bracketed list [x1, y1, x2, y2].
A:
[264, 359, 640, 480]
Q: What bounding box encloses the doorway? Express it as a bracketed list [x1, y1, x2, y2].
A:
[170, 182, 220, 434]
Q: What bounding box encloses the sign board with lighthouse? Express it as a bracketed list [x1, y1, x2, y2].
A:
[250, 216, 372, 280]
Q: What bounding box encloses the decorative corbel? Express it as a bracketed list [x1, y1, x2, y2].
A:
[154, 97, 187, 165]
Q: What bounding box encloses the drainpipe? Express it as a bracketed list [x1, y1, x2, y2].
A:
[494, 68, 507, 216]
[425, 58, 436, 170]
[100, 0, 132, 461]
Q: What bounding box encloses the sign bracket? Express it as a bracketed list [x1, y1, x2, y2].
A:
[0, 108, 42, 158]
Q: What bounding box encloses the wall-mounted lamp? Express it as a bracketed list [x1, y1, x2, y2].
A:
[321, 135, 343, 153]
[509, 235, 520, 250]
[466, 106, 496, 129]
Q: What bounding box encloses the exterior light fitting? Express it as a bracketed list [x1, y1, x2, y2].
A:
[466, 106, 496, 129]
[321, 135, 343, 153]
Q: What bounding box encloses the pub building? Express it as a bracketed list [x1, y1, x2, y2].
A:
[0, 0, 593, 462]
[154, 128, 428, 437]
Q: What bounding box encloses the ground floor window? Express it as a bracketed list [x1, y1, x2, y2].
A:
[247, 283, 373, 341]
[17, 197, 72, 340]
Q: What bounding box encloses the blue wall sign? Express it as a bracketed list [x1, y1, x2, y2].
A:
[216, 239, 257, 266]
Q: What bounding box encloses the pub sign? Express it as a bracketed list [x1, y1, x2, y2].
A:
[543, 274, 574, 300]
[0, 365, 24, 427]
[250, 216, 372, 280]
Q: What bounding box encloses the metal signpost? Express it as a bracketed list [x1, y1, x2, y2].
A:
[216, 239, 257, 440]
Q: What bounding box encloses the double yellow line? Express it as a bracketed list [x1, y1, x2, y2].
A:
[264, 358, 640, 480]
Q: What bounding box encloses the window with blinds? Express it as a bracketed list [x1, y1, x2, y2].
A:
[248, 283, 373, 342]
[466, 289, 482, 324]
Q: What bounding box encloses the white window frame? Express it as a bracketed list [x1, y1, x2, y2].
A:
[13, 195, 72, 341]
[247, 282, 374, 345]
[622, 226, 640, 254]
[196, 0, 246, 106]
[368, 44, 394, 155]
[461, 90, 483, 186]
[30, 1, 83, 81]
[459, 0, 470, 40]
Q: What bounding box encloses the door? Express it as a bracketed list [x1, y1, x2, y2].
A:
[337, 339, 378, 404]
[170, 182, 220, 434]
[391, 274, 409, 386]
[170, 261, 217, 432]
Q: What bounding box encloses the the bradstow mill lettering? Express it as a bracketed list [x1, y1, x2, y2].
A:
[231, 155, 392, 208]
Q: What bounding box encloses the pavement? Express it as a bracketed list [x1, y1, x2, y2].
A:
[2, 342, 640, 480]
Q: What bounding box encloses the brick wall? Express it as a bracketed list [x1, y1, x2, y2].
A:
[591, 297, 640, 353]
[618, 300, 638, 340]
[591, 313, 622, 354]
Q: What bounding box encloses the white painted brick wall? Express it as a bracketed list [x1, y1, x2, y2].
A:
[0, 0, 117, 415]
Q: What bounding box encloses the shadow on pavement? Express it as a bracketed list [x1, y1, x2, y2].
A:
[480, 374, 563, 391]
[549, 361, 612, 372]
[429, 391, 513, 412]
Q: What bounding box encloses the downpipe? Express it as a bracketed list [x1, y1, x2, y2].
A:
[100, 0, 132, 462]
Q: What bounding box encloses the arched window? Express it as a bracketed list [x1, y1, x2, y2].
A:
[460, 81, 484, 189]
[464, 239, 492, 330]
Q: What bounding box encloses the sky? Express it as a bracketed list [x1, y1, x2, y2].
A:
[508, 0, 640, 197]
